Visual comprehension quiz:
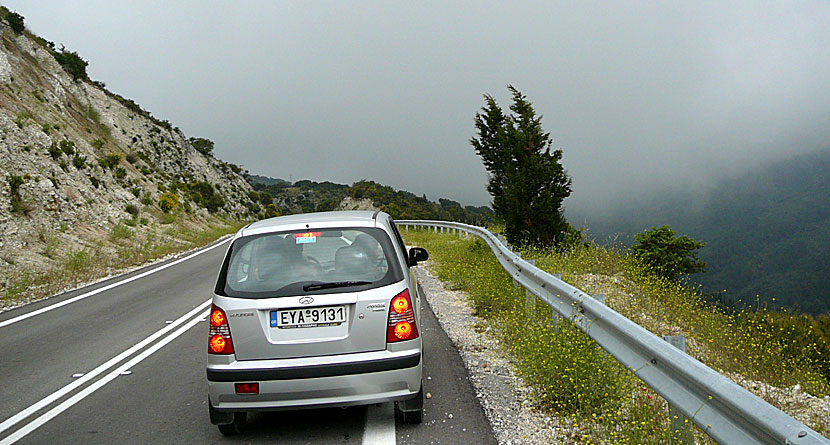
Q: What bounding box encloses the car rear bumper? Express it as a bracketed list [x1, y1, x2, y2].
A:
[207, 350, 421, 412]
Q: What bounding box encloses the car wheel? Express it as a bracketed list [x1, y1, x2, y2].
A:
[217, 412, 247, 436]
[396, 382, 424, 424]
[401, 407, 422, 424]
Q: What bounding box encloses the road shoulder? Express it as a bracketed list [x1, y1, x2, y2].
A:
[413, 264, 572, 444]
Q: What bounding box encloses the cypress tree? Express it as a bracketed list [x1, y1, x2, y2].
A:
[471, 86, 573, 247]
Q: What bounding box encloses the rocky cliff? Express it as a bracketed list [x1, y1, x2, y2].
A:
[0, 13, 257, 306]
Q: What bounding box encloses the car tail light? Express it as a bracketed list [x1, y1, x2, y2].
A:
[208, 304, 234, 354]
[235, 383, 259, 394]
[387, 289, 419, 343]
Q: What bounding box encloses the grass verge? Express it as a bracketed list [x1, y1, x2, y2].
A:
[1, 216, 247, 307]
[403, 228, 829, 443]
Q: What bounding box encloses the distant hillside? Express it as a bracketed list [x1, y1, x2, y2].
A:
[573, 149, 830, 314]
[0, 9, 259, 304]
[248, 176, 494, 226]
[694, 150, 830, 313]
[247, 174, 290, 187]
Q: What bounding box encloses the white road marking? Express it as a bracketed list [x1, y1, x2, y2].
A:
[0, 300, 210, 437]
[0, 238, 230, 329]
[0, 307, 209, 445]
[362, 403, 396, 445]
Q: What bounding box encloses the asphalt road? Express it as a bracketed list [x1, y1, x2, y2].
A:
[0, 239, 496, 444]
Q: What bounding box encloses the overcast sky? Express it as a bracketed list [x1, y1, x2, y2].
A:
[4, 1, 828, 215]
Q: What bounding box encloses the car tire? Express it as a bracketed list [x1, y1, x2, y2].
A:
[401, 407, 422, 424]
[396, 382, 424, 424]
[217, 412, 247, 436]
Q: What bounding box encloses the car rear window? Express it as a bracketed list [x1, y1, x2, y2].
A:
[215, 227, 403, 298]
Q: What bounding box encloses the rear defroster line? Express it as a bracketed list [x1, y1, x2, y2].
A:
[0, 300, 211, 445]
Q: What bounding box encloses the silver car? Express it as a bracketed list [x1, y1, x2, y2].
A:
[207, 211, 428, 435]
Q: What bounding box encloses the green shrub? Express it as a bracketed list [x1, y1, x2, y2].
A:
[92, 139, 105, 150]
[130, 187, 141, 197]
[8, 175, 24, 194]
[47, 143, 61, 159]
[72, 155, 86, 169]
[188, 137, 214, 155]
[41, 123, 52, 134]
[114, 166, 127, 179]
[9, 174, 33, 215]
[265, 203, 280, 218]
[159, 192, 179, 213]
[52, 49, 88, 81]
[59, 140, 75, 156]
[631, 225, 706, 281]
[98, 153, 122, 169]
[141, 193, 152, 206]
[6, 11, 24, 33]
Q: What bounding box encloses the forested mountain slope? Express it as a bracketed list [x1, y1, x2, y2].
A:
[248, 176, 494, 226]
[572, 149, 830, 313]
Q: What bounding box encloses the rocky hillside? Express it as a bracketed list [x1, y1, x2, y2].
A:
[0, 11, 257, 305]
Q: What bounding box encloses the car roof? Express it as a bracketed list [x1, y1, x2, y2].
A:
[240, 211, 387, 237]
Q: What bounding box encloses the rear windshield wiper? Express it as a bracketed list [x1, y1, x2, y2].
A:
[302, 281, 372, 291]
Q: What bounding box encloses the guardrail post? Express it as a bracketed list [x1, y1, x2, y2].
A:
[593, 294, 606, 305]
[662, 335, 694, 444]
[404, 225, 408, 232]
[525, 260, 537, 318]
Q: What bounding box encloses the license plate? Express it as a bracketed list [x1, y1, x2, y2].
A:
[270, 306, 347, 329]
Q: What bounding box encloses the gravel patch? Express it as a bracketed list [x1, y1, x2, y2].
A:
[414, 264, 580, 444]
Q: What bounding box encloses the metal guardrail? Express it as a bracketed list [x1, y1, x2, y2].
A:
[397, 220, 830, 445]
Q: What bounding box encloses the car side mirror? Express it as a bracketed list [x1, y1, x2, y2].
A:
[408, 247, 429, 266]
